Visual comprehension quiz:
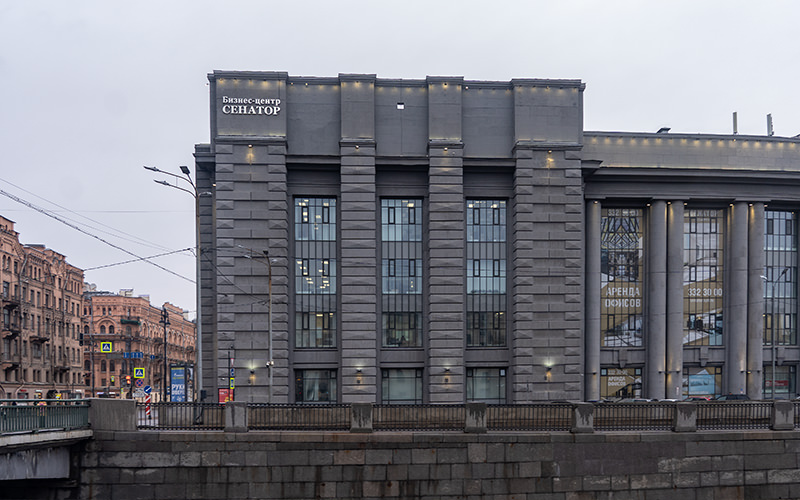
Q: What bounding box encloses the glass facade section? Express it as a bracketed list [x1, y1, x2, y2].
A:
[683, 209, 724, 346]
[466, 368, 506, 403]
[295, 369, 337, 402]
[600, 208, 644, 347]
[381, 368, 423, 404]
[763, 365, 796, 399]
[682, 366, 722, 398]
[600, 367, 642, 399]
[381, 199, 423, 348]
[294, 198, 337, 348]
[764, 211, 797, 346]
[466, 199, 507, 347]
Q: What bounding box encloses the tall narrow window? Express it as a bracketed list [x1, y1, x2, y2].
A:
[600, 208, 644, 347]
[765, 210, 798, 346]
[683, 208, 724, 346]
[466, 200, 507, 347]
[294, 198, 337, 348]
[381, 199, 423, 348]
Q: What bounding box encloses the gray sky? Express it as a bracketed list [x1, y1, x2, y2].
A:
[1, 1, 798, 316]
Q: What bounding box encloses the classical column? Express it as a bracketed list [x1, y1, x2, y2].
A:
[727, 202, 749, 395]
[584, 200, 601, 401]
[747, 203, 765, 398]
[647, 200, 668, 400]
[665, 202, 684, 400]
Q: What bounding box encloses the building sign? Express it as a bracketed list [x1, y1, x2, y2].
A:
[220, 96, 281, 116]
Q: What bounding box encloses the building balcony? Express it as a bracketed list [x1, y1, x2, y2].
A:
[29, 332, 51, 343]
[54, 360, 71, 373]
[2, 322, 21, 339]
[1, 353, 20, 370]
[1, 292, 20, 309]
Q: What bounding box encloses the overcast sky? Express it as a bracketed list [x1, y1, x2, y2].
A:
[1, 1, 798, 317]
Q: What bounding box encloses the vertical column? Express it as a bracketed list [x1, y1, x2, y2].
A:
[727, 202, 749, 394]
[195, 146, 217, 400]
[584, 200, 601, 401]
[647, 200, 667, 399]
[511, 149, 538, 403]
[339, 74, 378, 403]
[666, 201, 684, 400]
[747, 203, 765, 398]
[427, 77, 464, 403]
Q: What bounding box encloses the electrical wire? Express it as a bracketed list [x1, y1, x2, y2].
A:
[0, 188, 194, 284]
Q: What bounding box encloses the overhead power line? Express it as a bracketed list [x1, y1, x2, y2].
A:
[0, 188, 194, 284]
[83, 248, 193, 271]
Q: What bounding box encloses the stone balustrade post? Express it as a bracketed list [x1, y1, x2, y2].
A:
[351, 402, 373, 433]
[88, 398, 136, 432]
[225, 401, 247, 432]
[572, 403, 594, 433]
[465, 402, 487, 433]
[673, 402, 697, 432]
[772, 400, 794, 431]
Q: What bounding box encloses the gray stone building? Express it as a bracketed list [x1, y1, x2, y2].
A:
[194, 71, 800, 403]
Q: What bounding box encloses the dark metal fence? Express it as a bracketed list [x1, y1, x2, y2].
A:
[0, 399, 89, 434]
[487, 404, 572, 431]
[373, 404, 465, 431]
[697, 402, 772, 430]
[129, 401, 794, 433]
[594, 402, 676, 431]
[136, 402, 225, 430]
[248, 403, 350, 431]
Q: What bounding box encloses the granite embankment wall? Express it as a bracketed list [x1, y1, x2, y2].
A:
[77, 429, 800, 500]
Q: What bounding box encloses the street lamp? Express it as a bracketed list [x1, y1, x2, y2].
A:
[160, 306, 170, 402]
[144, 165, 208, 401]
[763, 267, 789, 399]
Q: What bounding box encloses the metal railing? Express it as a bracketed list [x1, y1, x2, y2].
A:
[373, 404, 465, 431]
[248, 403, 350, 431]
[136, 402, 225, 430]
[0, 399, 89, 434]
[594, 402, 676, 431]
[129, 401, 800, 433]
[697, 401, 773, 430]
[487, 403, 572, 431]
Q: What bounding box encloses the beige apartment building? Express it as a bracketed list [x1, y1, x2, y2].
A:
[0, 215, 85, 400]
[82, 289, 196, 401]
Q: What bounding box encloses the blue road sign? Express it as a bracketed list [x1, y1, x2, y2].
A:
[144, 385, 152, 395]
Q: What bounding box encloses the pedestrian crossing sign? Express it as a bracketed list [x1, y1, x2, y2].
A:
[100, 342, 112, 353]
[134, 367, 145, 379]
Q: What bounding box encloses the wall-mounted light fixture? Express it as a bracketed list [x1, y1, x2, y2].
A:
[444, 368, 450, 384]
[356, 368, 363, 384]
[545, 366, 552, 382]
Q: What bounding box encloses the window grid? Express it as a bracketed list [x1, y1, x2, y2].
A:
[294, 198, 337, 348]
[466, 200, 507, 347]
[295, 369, 337, 403]
[466, 367, 507, 403]
[600, 208, 644, 348]
[765, 210, 798, 346]
[381, 199, 423, 348]
[683, 208, 724, 346]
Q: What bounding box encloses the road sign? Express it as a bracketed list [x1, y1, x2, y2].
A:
[133, 389, 145, 398]
[144, 385, 152, 395]
[100, 342, 113, 353]
[133, 367, 145, 379]
[135, 378, 144, 388]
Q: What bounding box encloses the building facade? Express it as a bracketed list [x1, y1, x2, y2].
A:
[0, 216, 85, 400]
[195, 71, 800, 403]
[82, 288, 196, 401]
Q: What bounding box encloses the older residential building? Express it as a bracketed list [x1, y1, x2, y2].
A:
[0, 215, 85, 400]
[82, 288, 196, 401]
[195, 71, 800, 403]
